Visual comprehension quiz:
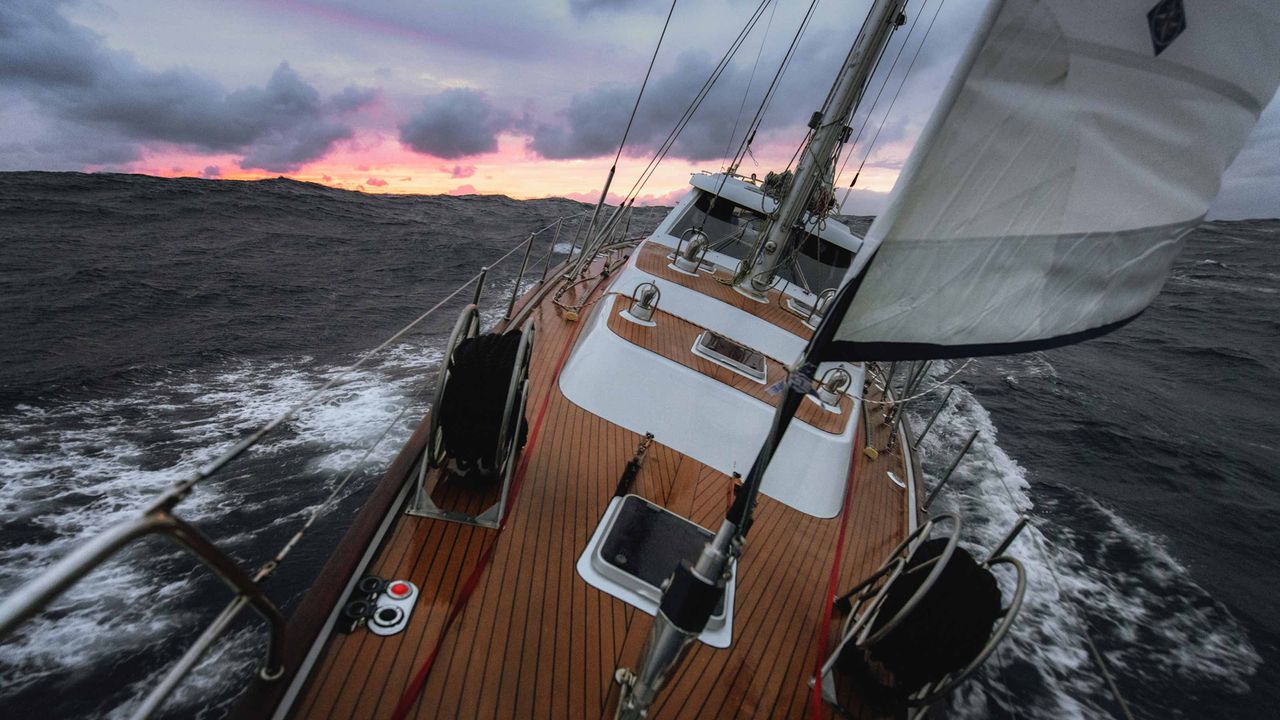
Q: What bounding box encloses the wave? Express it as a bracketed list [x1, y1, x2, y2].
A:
[911, 377, 1260, 719]
[0, 340, 440, 711]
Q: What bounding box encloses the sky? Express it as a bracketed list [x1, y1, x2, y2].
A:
[1, 0, 1277, 217]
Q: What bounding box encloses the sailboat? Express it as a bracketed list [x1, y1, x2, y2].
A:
[2, 0, 1277, 718]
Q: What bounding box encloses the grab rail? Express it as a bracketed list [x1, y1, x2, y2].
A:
[504, 213, 578, 321]
[0, 209, 588, 720]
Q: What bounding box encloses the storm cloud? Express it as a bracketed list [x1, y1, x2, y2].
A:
[0, 0, 374, 172]
[441, 164, 477, 179]
[399, 88, 513, 159]
[529, 43, 842, 163]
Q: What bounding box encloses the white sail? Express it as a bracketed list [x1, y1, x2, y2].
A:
[822, 0, 1280, 359]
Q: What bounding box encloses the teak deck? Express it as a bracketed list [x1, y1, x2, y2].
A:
[283, 246, 916, 719]
[634, 242, 818, 339]
[605, 299, 854, 435]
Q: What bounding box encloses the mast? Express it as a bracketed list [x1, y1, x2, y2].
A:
[738, 0, 906, 299]
[614, 2, 908, 717]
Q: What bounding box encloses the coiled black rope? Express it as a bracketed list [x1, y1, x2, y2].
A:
[838, 538, 1002, 694]
[437, 330, 527, 477]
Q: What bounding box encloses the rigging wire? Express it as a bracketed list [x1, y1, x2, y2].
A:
[832, 0, 934, 187]
[697, 0, 819, 240]
[985, 461, 1139, 720]
[622, 0, 774, 204]
[256, 381, 427, 579]
[612, 0, 680, 169]
[989, 474, 1137, 720]
[137, 213, 571, 544]
[731, 0, 824, 175]
[246, 215, 587, 576]
[720, 0, 779, 173]
[695, 0, 825, 275]
[839, 0, 948, 201]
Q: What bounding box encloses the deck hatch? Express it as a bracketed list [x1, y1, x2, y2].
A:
[577, 494, 736, 648]
[599, 495, 726, 618]
[692, 330, 767, 383]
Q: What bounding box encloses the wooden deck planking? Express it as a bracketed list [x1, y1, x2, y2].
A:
[290, 249, 911, 720]
[605, 298, 853, 435]
[633, 242, 817, 339]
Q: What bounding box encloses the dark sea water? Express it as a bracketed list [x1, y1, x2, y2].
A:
[0, 171, 1275, 719]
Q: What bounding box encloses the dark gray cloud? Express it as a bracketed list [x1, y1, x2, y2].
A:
[201, 165, 221, 178]
[529, 51, 754, 162]
[331, 86, 379, 113]
[440, 164, 477, 178]
[399, 88, 512, 159]
[529, 38, 844, 163]
[0, 0, 375, 172]
[0, 103, 142, 170]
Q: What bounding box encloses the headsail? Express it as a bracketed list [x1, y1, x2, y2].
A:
[819, 0, 1280, 360]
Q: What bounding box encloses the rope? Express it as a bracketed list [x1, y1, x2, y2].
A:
[858, 359, 973, 406]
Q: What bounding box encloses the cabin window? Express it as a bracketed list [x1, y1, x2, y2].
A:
[669, 191, 765, 260]
[789, 228, 853, 293]
[670, 190, 853, 292]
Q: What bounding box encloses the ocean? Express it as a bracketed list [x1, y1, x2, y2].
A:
[0, 171, 1274, 719]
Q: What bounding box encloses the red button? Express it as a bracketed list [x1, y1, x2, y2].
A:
[387, 581, 411, 599]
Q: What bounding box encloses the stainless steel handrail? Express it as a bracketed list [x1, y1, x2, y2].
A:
[0, 504, 281, 658]
[0, 209, 588, 720]
[504, 213, 580, 321]
[0, 504, 286, 720]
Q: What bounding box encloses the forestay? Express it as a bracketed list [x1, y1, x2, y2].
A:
[820, 0, 1280, 360]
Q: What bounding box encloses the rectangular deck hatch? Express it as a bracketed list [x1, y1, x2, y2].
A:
[599, 495, 726, 617]
[577, 494, 736, 648]
[692, 330, 767, 383]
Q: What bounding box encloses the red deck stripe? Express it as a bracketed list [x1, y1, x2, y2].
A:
[389, 295, 595, 720]
[808, 421, 863, 719]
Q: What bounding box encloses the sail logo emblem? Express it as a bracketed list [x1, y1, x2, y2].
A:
[1147, 0, 1187, 56]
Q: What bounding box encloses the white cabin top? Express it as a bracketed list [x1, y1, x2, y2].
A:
[558, 172, 866, 519]
[685, 172, 863, 254]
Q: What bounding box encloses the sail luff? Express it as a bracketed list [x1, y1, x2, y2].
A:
[815, 0, 1280, 361]
[800, 0, 1007, 360]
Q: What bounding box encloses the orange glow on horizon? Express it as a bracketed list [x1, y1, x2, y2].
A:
[114, 130, 901, 207]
